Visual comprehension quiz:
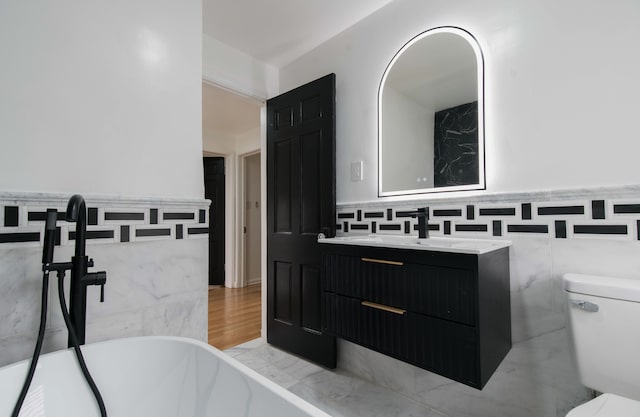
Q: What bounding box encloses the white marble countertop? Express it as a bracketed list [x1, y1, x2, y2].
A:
[318, 235, 511, 255]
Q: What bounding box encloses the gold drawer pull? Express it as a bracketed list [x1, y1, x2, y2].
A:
[361, 257, 403, 266]
[361, 301, 406, 315]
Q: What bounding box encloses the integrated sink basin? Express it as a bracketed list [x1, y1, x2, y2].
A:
[318, 235, 511, 254]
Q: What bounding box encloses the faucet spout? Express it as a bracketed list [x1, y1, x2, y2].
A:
[409, 207, 430, 239]
[66, 194, 86, 257]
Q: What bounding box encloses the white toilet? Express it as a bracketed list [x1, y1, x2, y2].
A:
[563, 273, 640, 416]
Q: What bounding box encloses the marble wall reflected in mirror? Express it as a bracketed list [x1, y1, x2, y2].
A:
[379, 26, 485, 197]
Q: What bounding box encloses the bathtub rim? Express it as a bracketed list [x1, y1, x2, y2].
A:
[1, 335, 331, 417]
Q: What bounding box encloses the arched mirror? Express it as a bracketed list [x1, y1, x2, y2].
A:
[378, 26, 485, 197]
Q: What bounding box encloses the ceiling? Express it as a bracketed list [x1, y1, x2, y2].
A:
[202, 0, 394, 68]
[202, 0, 394, 137]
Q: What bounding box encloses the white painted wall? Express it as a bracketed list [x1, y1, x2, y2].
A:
[0, 0, 203, 199]
[279, 0, 640, 204]
[203, 34, 279, 100]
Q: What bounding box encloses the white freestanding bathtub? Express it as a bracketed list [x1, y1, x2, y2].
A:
[0, 336, 330, 417]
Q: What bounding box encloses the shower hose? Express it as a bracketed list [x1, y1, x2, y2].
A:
[12, 270, 107, 417]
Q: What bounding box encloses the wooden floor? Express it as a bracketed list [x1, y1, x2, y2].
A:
[208, 284, 262, 350]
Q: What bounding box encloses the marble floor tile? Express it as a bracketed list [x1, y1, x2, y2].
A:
[227, 339, 449, 417]
[227, 331, 592, 417]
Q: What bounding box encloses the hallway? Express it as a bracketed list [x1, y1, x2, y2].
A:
[208, 284, 262, 350]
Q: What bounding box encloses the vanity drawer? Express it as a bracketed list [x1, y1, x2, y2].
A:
[405, 263, 475, 326]
[325, 254, 476, 325]
[326, 292, 409, 360]
[325, 292, 478, 386]
[405, 312, 478, 386]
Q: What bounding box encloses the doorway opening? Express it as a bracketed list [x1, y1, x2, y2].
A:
[202, 81, 265, 350]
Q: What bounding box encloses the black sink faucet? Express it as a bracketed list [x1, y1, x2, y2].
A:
[408, 207, 430, 239]
[66, 195, 107, 346]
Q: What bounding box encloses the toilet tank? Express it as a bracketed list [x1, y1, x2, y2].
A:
[563, 273, 640, 401]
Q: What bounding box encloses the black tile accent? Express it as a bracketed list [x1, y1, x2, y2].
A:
[88, 208, 98, 226]
[479, 208, 516, 216]
[199, 209, 206, 223]
[343, 222, 349, 233]
[364, 211, 384, 219]
[444, 221, 451, 235]
[187, 227, 209, 235]
[136, 228, 171, 237]
[176, 224, 184, 239]
[379, 224, 401, 231]
[55, 227, 61, 246]
[120, 225, 130, 243]
[613, 204, 640, 214]
[351, 224, 369, 231]
[455, 224, 488, 232]
[433, 209, 462, 217]
[338, 212, 355, 219]
[591, 200, 605, 220]
[357, 210, 362, 222]
[414, 224, 440, 232]
[371, 222, 377, 234]
[150, 209, 158, 224]
[404, 221, 410, 234]
[0, 232, 40, 243]
[336, 224, 342, 230]
[522, 203, 532, 220]
[493, 221, 502, 236]
[573, 225, 628, 235]
[395, 211, 416, 218]
[4, 206, 19, 227]
[386, 209, 393, 221]
[637, 220, 640, 240]
[163, 212, 195, 221]
[507, 224, 549, 234]
[69, 230, 114, 240]
[28, 211, 66, 222]
[538, 205, 584, 215]
[555, 221, 567, 238]
[105, 212, 145, 221]
[466, 205, 475, 220]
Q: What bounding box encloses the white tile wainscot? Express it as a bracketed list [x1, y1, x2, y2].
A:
[0, 191, 209, 367]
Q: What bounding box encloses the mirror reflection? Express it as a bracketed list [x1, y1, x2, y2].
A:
[379, 26, 485, 196]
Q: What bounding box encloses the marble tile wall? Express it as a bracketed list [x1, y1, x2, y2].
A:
[333, 185, 640, 417]
[0, 192, 209, 367]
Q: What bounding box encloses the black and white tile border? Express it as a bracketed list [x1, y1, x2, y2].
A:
[0, 192, 210, 248]
[336, 186, 640, 242]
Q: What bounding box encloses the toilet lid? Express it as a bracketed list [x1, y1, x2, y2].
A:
[567, 393, 640, 417]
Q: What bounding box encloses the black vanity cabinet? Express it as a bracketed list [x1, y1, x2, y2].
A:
[322, 243, 511, 389]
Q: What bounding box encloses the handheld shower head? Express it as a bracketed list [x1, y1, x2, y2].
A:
[42, 209, 58, 266]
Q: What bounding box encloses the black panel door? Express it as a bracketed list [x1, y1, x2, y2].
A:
[266, 74, 336, 368]
[203, 157, 225, 286]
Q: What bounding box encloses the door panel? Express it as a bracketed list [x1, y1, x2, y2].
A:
[274, 261, 293, 324]
[203, 157, 225, 286]
[274, 139, 292, 233]
[267, 73, 336, 368]
[300, 131, 321, 234]
[301, 265, 321, 332]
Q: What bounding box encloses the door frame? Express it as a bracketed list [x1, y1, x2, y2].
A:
[237, 149, 262, 288]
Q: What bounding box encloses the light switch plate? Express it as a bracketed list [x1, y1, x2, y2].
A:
[351, 161, 363, 182]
